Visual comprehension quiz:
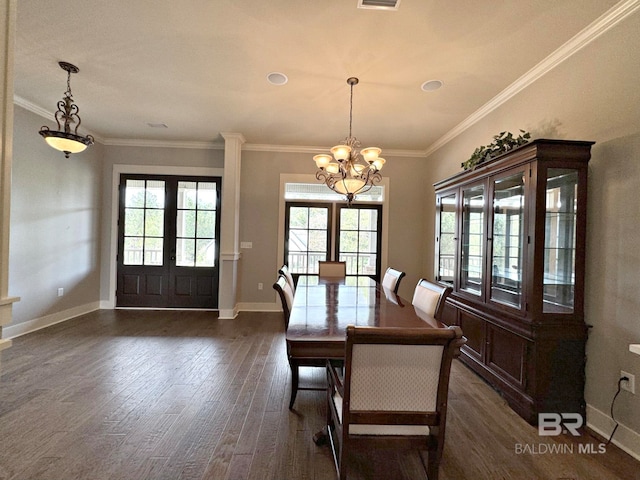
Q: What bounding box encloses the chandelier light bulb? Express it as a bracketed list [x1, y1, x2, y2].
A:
[361, 147, 381, 162]
[330, 145, 351, 161]
[313, 154, 333, 169]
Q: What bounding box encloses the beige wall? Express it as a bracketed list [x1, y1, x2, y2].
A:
[237, 149, 429, 304]
[422, 12, 640, 439]
[8, 106, 103, 328]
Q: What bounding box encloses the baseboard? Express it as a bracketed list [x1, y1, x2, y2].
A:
[586, 403, 640, 461]
[2, 302, 101, 339]
[238, 302, 281, 312]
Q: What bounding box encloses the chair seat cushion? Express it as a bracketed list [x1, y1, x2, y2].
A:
[333, 392, 430, 436]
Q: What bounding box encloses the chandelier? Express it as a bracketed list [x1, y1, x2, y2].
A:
[39, 61, 94, 158]
[313, 77, 385, 206]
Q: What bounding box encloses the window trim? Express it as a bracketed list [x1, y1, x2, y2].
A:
[278, 173, 389, 283]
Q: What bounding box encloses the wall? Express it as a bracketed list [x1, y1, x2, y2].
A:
[237, 149, 429, 306]
[6, 105, 103, 334]
[423, 11, 640, 454]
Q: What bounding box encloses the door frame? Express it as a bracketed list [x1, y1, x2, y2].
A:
[277, 173, 390, 287]
[106, 164, 224, 309]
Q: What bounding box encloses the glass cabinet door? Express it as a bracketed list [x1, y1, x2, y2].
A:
[490, 171, 525, 308]
[543, 169, 578, 313]
[437, 193, 457, 285]
[461, 185, 485, 295]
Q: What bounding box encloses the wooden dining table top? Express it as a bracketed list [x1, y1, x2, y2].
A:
[286, 276, 444, 357]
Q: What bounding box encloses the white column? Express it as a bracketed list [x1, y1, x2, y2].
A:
[0, 0, 19, 354]
[218, 132, 245, 319]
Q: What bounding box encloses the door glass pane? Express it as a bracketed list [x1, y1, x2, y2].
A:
[544, 169, 578, 313]
[145, 181, 165, 208]
[437, 194, 456, 284]
[144, 237, 163, 266]
[491, 172, 525, 308]
[124, 237, 143, 265]
[337, 206, 381, 276]
[461, 185, 484, 295]
[197, 182, 217, 209]
[176, 238, 195, 266]
[145, 209, 164, 237]
[286, 205, 330, 274]
[177, 181, 218, 267]
[123, 179, 166, 266]
[196, 239, 215, 267]
[197, 211, 216, 237]
[176, 211, 196, 237]
[124, 208, 144, 236]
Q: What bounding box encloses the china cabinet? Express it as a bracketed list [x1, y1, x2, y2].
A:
[434, 139, 593, 424]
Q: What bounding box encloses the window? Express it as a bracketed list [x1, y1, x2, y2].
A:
[284, 202, 383, 279]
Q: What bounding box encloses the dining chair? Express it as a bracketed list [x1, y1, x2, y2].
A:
[273, 274, 330, 409]
[381, 267, 405, 294]
[279, 264, 296, 293]
[273, 274, 294, 329]
[412, 278, 452, 321]
[324, 325, 466, 480]
[318, 261, 347, 278]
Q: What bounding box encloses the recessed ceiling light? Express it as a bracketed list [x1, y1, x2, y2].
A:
[421, 80, 443, 92]
[267, 72, 288, 85]
[147, 123, 168, 128]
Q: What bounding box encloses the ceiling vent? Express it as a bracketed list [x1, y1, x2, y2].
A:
[357, 0, 400, 11]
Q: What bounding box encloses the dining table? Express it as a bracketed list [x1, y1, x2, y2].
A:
[286, 274, 445, 364]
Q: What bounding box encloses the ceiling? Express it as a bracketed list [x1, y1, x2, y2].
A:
[13, 0, 622, 153]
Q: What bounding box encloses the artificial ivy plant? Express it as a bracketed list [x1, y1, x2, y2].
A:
[461, 130, 531, 171]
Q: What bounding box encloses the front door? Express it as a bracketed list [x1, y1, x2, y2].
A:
[116, 174, 221, 308]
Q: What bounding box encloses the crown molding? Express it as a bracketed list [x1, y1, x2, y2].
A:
[102, 138, 224, 149]
[424, 0, 640, 158]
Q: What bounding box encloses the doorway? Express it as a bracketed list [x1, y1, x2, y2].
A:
[116, 174, 221, 308]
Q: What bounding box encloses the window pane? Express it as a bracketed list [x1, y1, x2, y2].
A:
[176, 238, 195, 266]
[438, 194, 456, 284]
[309, 230, 327, 252]
[123, 237, 143, 265]
[461, 185, 484, 295]
[177, 211, 196, 238]
[125, 179, 145, 207]
[544, 169, 578, 313]
[124, 208, 144, 236]
[289, 207, 309, 229]
[178, 182, 197, 209]
[145, 181, 165, 208]
[145, 209, 164, 237]
[289, 230, 308, 252]
[359, 231, 377, 253]
[196, 239, 215, 267]
[359, 209, 377, 229]
[340, 231, 358, 253]
[197, 211, 216, 238]
[144, 237, 163, 265]
[491, 171, 525, 308]
[340, 209, 358, 229]
[309, 208, 328, 229]
[197, 182, 217, 209]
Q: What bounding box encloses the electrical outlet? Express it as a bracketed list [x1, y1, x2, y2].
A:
[57, 287, 64, 297]
[621, 371, 635, 394]
[258, 283, 263, 290]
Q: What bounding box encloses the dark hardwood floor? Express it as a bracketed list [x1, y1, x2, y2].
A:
[0, 310, 638, 480]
